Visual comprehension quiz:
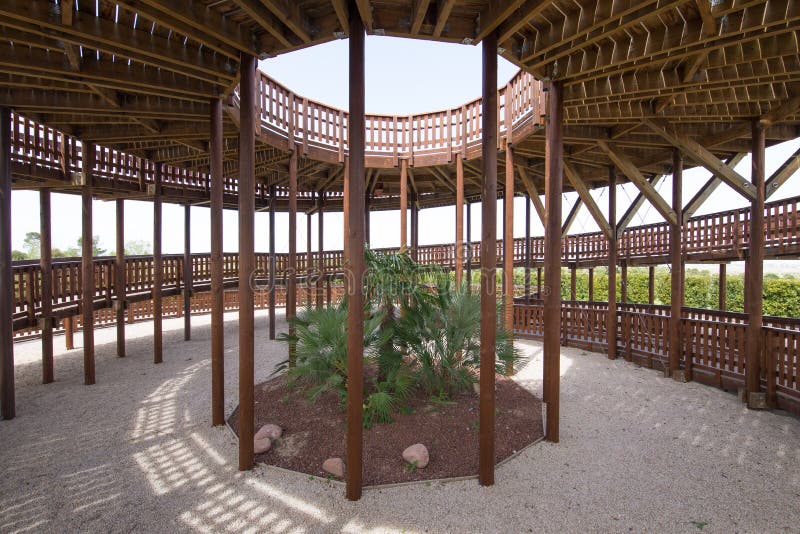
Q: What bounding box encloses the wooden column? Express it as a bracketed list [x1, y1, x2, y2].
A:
[524, 194, 531, 298]
[410, 194, 419, 261]
[621, 262, 628, 304]
[746, 119, 765, 406]
[669, 148, 684, 379]
[648, 265, 655, 304]
[543, 80, 563, 443]
[115, 198, 126, 358]
[317, 193, 325, 309]
[345, 0, 366, 501]
[607, 166, 618, 360]
[40, 189, 54, 382]
[400, 159, 408, 248]
[364, 193, 371, 246]
[238, 52, 257, 470]
[64, 317, 74, 350]
[183, 204, 192, 340]
[479, 29, 498, 487]
[287, 149, 298, 350]
[210, 97, 224, 426]
[306, 210, 312, 308]
[504, 146, 515, 331]
[153, 162, 163, 365]
[537, 267, 542, 297]
[718, 263, 727, 311]
[570, 265, 577, 300]
[268, 185, 276, 339]
[588, 268, 594, 302]
[1, 107, 14, 419]
[81, 142, 96, 384]
[466, 201, 472, 291]
[455, 155, 464, 285]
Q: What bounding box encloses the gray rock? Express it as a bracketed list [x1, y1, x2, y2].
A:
[255, 423, 282, 441]
[322, 457, 345, 478]
[253, 436, 271, 454]
[402, 443, 429, 468]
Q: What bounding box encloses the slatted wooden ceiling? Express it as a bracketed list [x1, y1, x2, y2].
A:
[2, 0, 799, 210]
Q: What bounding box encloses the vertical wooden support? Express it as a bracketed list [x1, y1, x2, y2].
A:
[466, 201, 472, 291]
[455, 155, 464, 285]
[115, 198, 126, 358]
[543, 80, 563, 444]
[317, 193, 324, 309]
[400, 159, 408, 248]
[524, 194, 531, 298]
[153, 162, 163, 365]
[410, 194, 419, 261]
[306, 210, 312, 308]
[210, 98, 224, 426]
[346, 0, 366, 500]
[287, 149, 298, 352]
[746, 119, 765, 405]
[570, 266, 576, 300]
[504, 146, 514, 331]
[621, 262, 628, 304]
[40, 189, 54, 382]
[81, 142, 96, 384]
[479, 29, 498, 486]
[183, 204, 191, 340]
[64, 317, 74, 350]
[648, 265, 655, 304]
[364, 193, 371, 247]
[0, 107, 14, 418]
[669, 148, 684, 378]
[588, 268, 594, 302]
[238, 52, 257, 470]
[268, 186, 276, 340]
[537, 267, 542, 297]
[718, 263, 726, 311]
[607, 166, 617, 360]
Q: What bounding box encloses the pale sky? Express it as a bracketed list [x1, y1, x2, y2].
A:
[10, 36, 800, 273]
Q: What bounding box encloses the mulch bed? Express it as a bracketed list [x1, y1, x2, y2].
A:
[229, 375, 544, 486]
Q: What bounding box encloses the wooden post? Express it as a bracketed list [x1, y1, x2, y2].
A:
[306, 210, 312, 308]
[543, 80, 563, 443]
[718, 263, 726, 311]
[669, 148, 684, 379]
[317, 193, 324, 309]
[81, 142, 96, 384]
[570, 265, 576, 300]
[504, 146, 515, 331]
[268, 185, 276, 339]
[287, 149, 298, 354]
[410, 194, 419, 261]
[524, 194, 531, 298]
[64, 317, 74, 350]
[346, 0, 366, 501]
[364, 193, 371, 246]
[648, 265, 655, 304]
[238, 52, 257, 470]
[400, 159, 408, 248]
[40, 189, 54, 382]
[455, 155, 464, 285]
[183, 204, 191, 340]
[210, 97, 224, 426]
[537, 267, 542, 298]
[153, 162, 163, 365]
[621, 261, 628, 304]
[608, 166, 618, 360]
[479, 29, 498, 487]
[1, 107, 14, 418]
[115, 198, 126, 358]
[588, 268, 594, 302]
[466, 201, 472, 292]
[746, 119, 765, 406]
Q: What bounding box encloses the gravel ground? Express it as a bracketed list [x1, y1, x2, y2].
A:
[1, 310, 799, 533]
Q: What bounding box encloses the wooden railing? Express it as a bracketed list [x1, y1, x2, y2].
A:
[513, 300, 800, 416]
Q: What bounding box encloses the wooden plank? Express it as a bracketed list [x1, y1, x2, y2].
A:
[683, 153, 747, 218]
[410, 0, 431, 34]
[475, 0, 526, 43]
[516, 164, 545, 224]
[766, 146, 800, 199]
[433, 0, 456, 37]
[563, 160, 613, 240]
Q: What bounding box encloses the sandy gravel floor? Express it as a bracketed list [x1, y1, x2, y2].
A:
[1, 310, 799, 533]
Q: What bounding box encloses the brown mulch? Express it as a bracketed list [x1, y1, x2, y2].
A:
[229, 376, 544, 486]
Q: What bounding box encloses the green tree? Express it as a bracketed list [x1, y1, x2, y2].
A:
[23, 232, 41, 259]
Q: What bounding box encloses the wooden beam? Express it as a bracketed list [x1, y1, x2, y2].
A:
[211, 99, 224, 427]
[475, 0, 526, 43]
[331, 0, 349, 33]
[1, 107, 14, 420]
[563, 160, 612, 240]
[432, 0, 456, 37]
[230, 0, 293, 48]
[354, 0, 373, 32]
[400, 159, 408, 248]
[81, 143, 96, 385]
[115, 198, 126, 360]
[503, 147, 515, 341]
[596, 140, 677, 225]
[561, 198, 582, 237]
[260, 0, 313, 42]
[516, 164, 545, 224]
[497, 0, 549, 44]
[668, 148, 684, 378]
[766, 146, 800, 199]
[607, 166, 617, 360]
[617, 174, 664, 231]
[40, 189, 54, 383]
[455, 155, 464, 285]
[746, 120, 765, 405]
[683, 153, 747, 217]
[644, 118, 755, 201]
[410, 0, 431, 34]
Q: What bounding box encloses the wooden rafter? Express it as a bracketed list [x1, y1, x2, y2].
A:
[497, 1, 550, 45]
[683, 153, 746, 218]
[561, 199, 582, 237]
[617, 175, 663, 232]
[597, 140, 677, 225]
[432, 0, 456, 37]
[410, 0, 431, 35]
[563, 161, 612, 240]
[766, 147, 800, 199]
[354, 0, 374, 32]
[516, 164, 545, 224]
[331, 0, 349, 33]
[475, 0, 526, 44]
[643, 118, 755, 201]
[229, 0, 294, 48]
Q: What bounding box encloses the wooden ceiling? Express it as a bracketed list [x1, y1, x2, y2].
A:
[2, 0, 800, 212]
